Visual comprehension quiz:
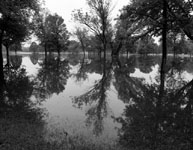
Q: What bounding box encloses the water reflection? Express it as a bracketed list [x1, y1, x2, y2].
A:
[1, 54, 193, 148]
[136, 56, 160, 73]
[116, 57, 193, 149]
[34, 55, 70, 101]
[73, 56, 89, 83]
[30, 52, 40, 65]
[113, 56, 145, 103]
[73, 59, 113, 136]
[9, 55, 22, 70]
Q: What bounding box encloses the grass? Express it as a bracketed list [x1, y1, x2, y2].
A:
[0, 112, 125, 150]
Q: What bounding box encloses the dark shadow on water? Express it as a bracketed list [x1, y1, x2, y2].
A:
[0, 67, 47, 149]
[72, 55, 193, 140]
[115, 56, 193, 149]
[1, 54, 193, 149]
[33, 55, 70, 101]
[73, 58, 113, 136]
[30, 52, 40, 65]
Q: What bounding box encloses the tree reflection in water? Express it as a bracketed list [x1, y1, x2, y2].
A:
[30, 52, 40, 65]
[116, 57, 193, 150]
[34, 55, 70, 101]
[73, 58, 112, 136]
[1, 54, 193, 148]
[9, 55, 22, 70]
[73, 56, 89, 83]
[0, 67, 46, 149]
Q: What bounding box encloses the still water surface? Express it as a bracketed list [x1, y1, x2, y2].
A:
[3, 53, 193, 148]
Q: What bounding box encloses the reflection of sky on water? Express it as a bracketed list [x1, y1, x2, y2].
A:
[181, 71, 193, 81]
[42, 66, 124, 141]
[131, 64, 193, 84]
[21, 57, 41, 76]
[11, 55, 193, 144]
[130, 64, 159, 84]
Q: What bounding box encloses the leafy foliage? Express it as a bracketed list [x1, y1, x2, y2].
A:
[35, 13, 69, 54]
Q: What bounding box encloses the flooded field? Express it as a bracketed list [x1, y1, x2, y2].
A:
[1, 53, 193, 149]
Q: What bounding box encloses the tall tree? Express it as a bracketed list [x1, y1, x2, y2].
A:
[34, 9, 50, 57]
[118, 0, 193, 50]
[3, 24, 26, 66]
[29, 42, 39, 53]
[35, 13, 69, 56]
[73, 0, 112, 59]
[46, 14, 69, 55]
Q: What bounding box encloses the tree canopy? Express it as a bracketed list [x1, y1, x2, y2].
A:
[119, 0, 193, 40]
[73, 0, 113, 57]
[35, 13, 69, 55]
[0, 0, 42, 84]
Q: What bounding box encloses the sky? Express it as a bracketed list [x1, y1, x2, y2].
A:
[44, 0, 129, 32]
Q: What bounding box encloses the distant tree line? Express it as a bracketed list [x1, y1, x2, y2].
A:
[2, 0, 193, 84]
[0, 0, 71, 85]
[69, 0, 193, 57]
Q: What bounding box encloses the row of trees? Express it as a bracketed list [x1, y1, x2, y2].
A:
[117, 0, 193, 53]
[2, 0, 193, 84]
[0, 1, 70, 85]
[34, 11, 69, 56]
[0, 0, 41, 85]
[70, 0, 193, 57]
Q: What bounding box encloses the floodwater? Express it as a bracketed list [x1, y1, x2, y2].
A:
[2, 52, 193, 149]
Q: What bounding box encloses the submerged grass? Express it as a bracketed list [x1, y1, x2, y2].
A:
[0, 113, 125, 150]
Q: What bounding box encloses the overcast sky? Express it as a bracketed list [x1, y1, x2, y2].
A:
[44, 0, 129, 32]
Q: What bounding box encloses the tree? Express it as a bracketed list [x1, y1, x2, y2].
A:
[46, 14, 69, 55]
[34, 9, 50, 57]
[73, 0, 113, 59]
[9, 55, 22, 70]
[3, 24, 26, 66]
[29, 42, 39, 52]
[118, 0, 184, 87]
[9, 42, 22, 53]
[119, 0, 193, 51]
[116, 60, 193, 150]
[113, 21, 137, 55]
[73, 27, 89, 56]
[35, 13, 69, 56]
[136, 36, 158, 55]
[0, 0, 41, 85]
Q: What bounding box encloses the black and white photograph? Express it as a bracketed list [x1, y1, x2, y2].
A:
[0, 0, 193, 149]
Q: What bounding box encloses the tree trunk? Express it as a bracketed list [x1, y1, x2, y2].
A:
[156, 1, 168, 143]
[113, 42, 122, 57]
[160, 0, 167, 84]
[5, 45, 10, 67]
[57, 48, 60, 57]
[127, 49, 129, 57]
[157, 0, 167, 117]
[103, 42, 106, 61]
[0, 31, 5, 85]
[80, 40, 86, 57]
[45, 42, 48, 58]
[98, 49, 102, 60]
[111, 40, 123, 58]
[102, 17, 107, 61]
